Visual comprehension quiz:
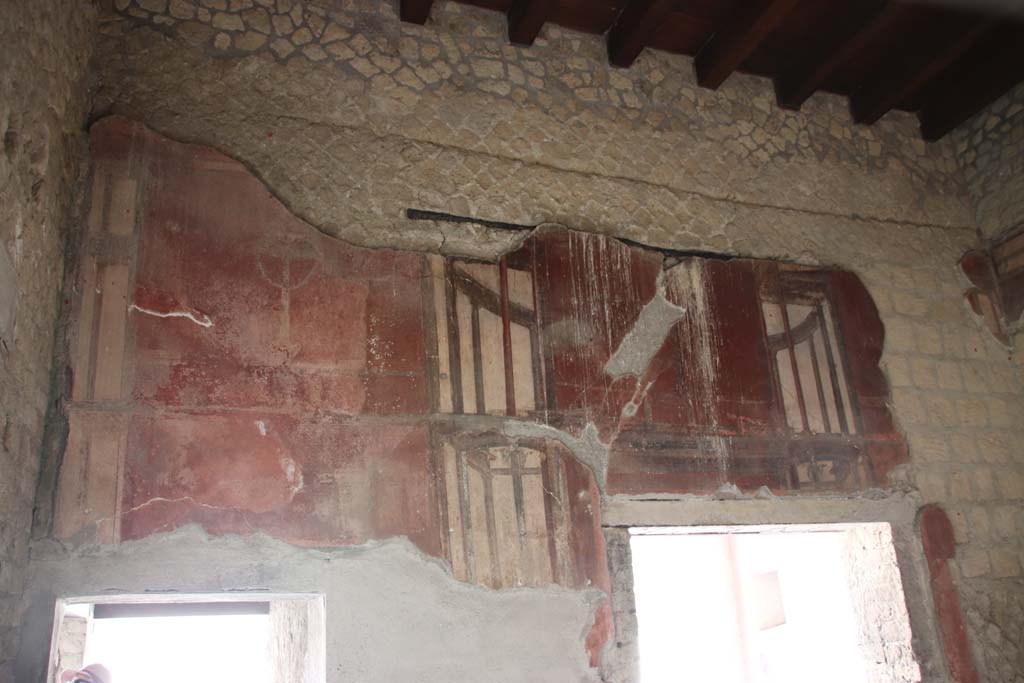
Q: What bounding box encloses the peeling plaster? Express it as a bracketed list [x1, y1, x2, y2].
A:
[604, 272, 686, 379]
[503, 267, 685, 492]
[503, 420, 611, 490]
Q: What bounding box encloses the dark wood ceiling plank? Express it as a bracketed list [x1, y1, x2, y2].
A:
[694, 0, 802, 90]
[774, 0, 892, 111]
[608, 0, 678, 68]
[918, 27, 1024, 141]
[851, 16, 998, 125]
[508, 0, 549, 45]
[400, 0, 434, 24]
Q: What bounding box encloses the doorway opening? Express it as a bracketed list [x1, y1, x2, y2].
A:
[629, 523, 920, 683]
[48, 594, 325, 683]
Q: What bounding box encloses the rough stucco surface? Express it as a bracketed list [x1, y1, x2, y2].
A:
[953, 81, 1024, 242]
[0, 0, 96, 678]
[19, 526, 602, 683]
[32, 0, 1024, 680]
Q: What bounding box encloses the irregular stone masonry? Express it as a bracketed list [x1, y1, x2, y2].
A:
[105, 0, 969, 224]
[35, 0, 1024, 680]
[953, 81, 1024, 241]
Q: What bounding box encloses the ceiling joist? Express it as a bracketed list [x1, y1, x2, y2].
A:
[395, 0, 1024, 140]
[694, 0, 803, 90]
[608, 0, 677, 69]
[508, 0, 549, 46]
[774, 0, 892, 111]
[400, 0, 433, 25]
[919, 26, 1024, 141]
[851, 15, 997, 125]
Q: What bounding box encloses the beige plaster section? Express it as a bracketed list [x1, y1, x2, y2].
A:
[19, 527, 603, 683]
[77, 0, 1024, 680]
[0, 0, 97, 678]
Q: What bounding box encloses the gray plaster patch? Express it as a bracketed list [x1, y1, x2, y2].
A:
[503, 419, 610, 491]
[18, 526, 603, 683]
[604, 272, 686, 379]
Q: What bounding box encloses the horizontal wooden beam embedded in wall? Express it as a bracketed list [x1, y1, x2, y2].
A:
[608, 0, 677, 68]
[400, 0, 433, 25]
[695, 0, 802, 90]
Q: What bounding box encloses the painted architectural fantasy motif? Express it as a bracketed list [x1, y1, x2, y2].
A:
[44, 117, 908, 659]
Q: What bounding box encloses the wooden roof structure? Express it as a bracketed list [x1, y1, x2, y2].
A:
[400, 0, 1024, 140]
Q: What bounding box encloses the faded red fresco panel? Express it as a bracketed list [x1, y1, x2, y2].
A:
[58, 117, 915, 669]
[125, 121, 428, 415]
[122, 412, 439, 553]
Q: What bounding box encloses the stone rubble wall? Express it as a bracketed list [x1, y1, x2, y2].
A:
[952, 81, 1024, 357]
[75, 0, 1024, 680]
[953, 81, 1024, 242]
[0, 0, 97, 678]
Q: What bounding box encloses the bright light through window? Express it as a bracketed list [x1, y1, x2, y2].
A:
[83, 613, 270, 683]
[630, 524, 920, 683]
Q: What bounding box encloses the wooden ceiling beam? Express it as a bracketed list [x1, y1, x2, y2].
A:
[508, 0, 549, 46]
[694, 0, 802, 90]
[608, 0, 677, 69]
[919, 28, 1024, 141]
[400, 0, 433, 25]
[774, 0, 892, 111]
[851, 16, 997, 126]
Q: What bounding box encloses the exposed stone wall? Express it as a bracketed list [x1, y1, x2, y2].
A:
[953, 81, 1024, 242]
[96, 0, 974, 254]
[60, 0, 1024, 680]
[953, 81, 1024, 358]
[949, 84, 1024, 681]
[0, 0, 96, 677]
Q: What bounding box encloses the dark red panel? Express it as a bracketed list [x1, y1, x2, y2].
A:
[831, 270, 888, 404]
[562, 448, 612, 666]
[704, 259, 775, 434]
[920, 505, 979, 683]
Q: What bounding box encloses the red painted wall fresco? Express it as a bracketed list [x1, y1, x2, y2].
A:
[53, 116, 909, 663]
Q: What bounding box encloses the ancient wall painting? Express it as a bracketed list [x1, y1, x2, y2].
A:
[43, 117, 909, 660]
